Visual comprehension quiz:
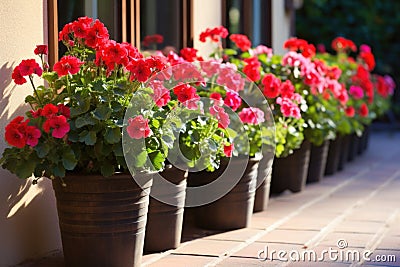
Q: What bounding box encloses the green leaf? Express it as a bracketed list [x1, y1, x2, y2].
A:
[79, 130, 97, 145]
[70, 93, 91, 117]
[92, 106, 112, 121]
[104, 127, 121, 144]
[148, 151, 165, 171]
[42, 72, 58, 83]
[62, 149, 77, 170]
[53, 164, 66, 178]
[100, 162, 115, 177]
[34, 143, 50, 158]
[15, 160, 36, 179]
[224, 48, 238, 56]
[134, 150, 148, 168]
[75, 114, 97, 128]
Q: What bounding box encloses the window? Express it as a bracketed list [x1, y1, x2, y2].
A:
[48, 0, 192, 65]
[222, 0, 272, 47]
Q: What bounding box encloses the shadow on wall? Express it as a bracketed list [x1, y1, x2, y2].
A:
[0, 62, 59, 262]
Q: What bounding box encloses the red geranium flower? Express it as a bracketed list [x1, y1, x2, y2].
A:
[359, 103, 369, 117]
[180, 48, 203, 62]
[224, 90, 242, 111]
[4, 117, 29, 148]
[18, 59, 43, 77]
[199, 26, 228, 43]
[127, 58, 152, 82]
[230, 34, 252, 51]
[209, 105, 230, 129]
[12, 66, 27, 85]
[173, 84, 199, 104]
[224, 143, 234, 157]
[43, 115, 70, 138]
[34, 45, 48, 55]
[42, 103, 59, 118]
[53, 55, 83, 77]
[210, 92, 222, 101]
[262, 74, 281, 98]
[26, 126, 41, 147]
[345, 106, 355, 117]
[127, 115, 152, 139]
[238, 107, 265, 125]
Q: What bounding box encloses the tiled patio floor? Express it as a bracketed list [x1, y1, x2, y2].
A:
[17, 131, 400, 267]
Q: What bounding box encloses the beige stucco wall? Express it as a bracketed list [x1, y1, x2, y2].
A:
[0, 1, 62, 266]
[192, 0, 222, 57]
[272, 0, 291, 55]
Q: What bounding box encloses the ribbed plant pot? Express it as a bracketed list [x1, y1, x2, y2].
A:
[189, 157, 260, 230]
[52, 172, 153, 267]
[253, 157, 273, 212]
[325, 135, 343, 175]
[347, 133, 359, 162]
[144, 165, 187, 252]
[338, 134, 351, 170]
[271, 140, 311, 194]
[307, 140, 330, 184]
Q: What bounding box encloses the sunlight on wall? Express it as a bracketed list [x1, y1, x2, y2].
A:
[7, 178, 44, 218]
[0, 1, 62, 266]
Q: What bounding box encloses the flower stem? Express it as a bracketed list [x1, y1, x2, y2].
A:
[29, 76, 43, 107]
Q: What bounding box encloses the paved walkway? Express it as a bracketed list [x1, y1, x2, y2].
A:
[19, 131, 400, 267]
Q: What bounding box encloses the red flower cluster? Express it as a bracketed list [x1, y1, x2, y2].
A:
[223, 143, 234, 157]
[243, 57, 261, 82]
[262, 73, 281, 98]
[375, 74, 395, 98]
[358, 46, 375, 71]
[216, 64, 245, 92]
[230, 34, 252, 52]
[283, 37, 316, 58]
[238, 107, 265, 125]
[209, 105, 230, 129]
[199, 26, 228, 43]
[53, 55, 83, 77]
[173, 83, 200, 109]
[142, 34, 164, 47]
[224, 90, 242, 111]
[351, 65, 374, 104]
[40, 104, 71, 139]
[331, 37, 357, 53]
[5, 117, 41, 148]
[12, 59, 43, 85]
[34, 45, 48, 55]
[127, 115, 152, 139]
[180, 48, 203, 62]
[59, 16, 109, 49]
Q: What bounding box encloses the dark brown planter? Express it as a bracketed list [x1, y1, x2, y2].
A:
[144, 165, 187, 252]
[338, 134, 351, 170]
[347, 133, 359, 162]
[358, 125, 370, 154]
[253, 157, 273, 212]
[325, 135, 343, 175]
[307, 140, 330, 184]
[52, 172, 153, 267]
[189, 157, 260, 230]
[271, 140, 311, 194]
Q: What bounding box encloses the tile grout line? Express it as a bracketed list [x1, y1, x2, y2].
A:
[203, 165, 375, 267]
[277, 170, 400, 267]
[349, 209, 400, 267]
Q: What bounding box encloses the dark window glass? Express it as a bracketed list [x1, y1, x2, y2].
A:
[224, 0, 271, 47]
[140, 0, 184, 51]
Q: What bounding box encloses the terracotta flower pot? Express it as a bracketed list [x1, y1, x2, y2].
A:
[52, 173, 153, 267]
[271, 140, 311, 194]
[144, 165, 187, 252]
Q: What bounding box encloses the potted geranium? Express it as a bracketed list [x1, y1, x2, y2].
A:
[0, 17, 188, 267]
